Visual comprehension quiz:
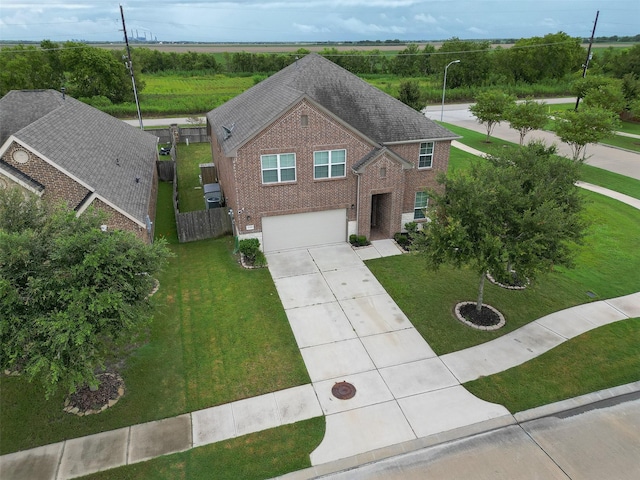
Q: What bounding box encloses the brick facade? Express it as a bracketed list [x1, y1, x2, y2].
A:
[2, 143, 90, 208]
[212, 99, 450, 241]
[1, 141, 154, 243]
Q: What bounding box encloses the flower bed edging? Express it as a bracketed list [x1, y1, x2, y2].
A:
[454, 302, 506, 331]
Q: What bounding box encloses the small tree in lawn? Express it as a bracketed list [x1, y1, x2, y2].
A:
[505, 98, 548, 145]
[0, 189, 172, 399]
[469, 90, 516, 143]
[555, 107, 620, 161]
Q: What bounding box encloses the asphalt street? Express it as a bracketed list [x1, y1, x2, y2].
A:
[425, 99, 640, 181]
[316, 394, 640, 480]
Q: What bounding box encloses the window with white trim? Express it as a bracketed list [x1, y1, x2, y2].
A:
[419, 142, 434, 168]
[314, 149, 346, 179]
[261, 153, 296, 184]
[414, 191, 428, 219]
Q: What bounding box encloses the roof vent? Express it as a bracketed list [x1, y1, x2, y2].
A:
[61, 87, 66, 99]
[222, 123, 235, 140]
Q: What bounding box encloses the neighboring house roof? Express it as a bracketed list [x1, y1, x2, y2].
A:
[0, 89, 158, 225]
[207, 53, 457, 156]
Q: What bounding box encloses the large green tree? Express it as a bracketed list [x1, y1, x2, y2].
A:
[470, 90, 516, 142]
[0, 44, 62, 95]
[412, 142, 585, 312]
[507, 32, 584, 83]
[431, 38, 492, 88]
[0, 189, 171, 398]
[60, 42, 137, 103]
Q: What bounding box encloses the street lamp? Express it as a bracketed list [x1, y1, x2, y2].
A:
[440, 60, 460, 121]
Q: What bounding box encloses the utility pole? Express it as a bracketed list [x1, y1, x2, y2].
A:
[575, 10, 599, 111]
[120, 4, 143, 129]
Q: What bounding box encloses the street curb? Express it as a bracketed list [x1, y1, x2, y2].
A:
[275, 414, 517, 479]
[513, 380, 640, 423]
[275, 381, 640, 480]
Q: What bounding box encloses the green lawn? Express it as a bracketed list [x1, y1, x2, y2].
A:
[367, 150, 640, 355]
[0, 182, 311, 455]
[176, 142, 213, 212]
[600, 133, 640, 152]
[79, 418, 325, 480]
[465, 318, 640, 413]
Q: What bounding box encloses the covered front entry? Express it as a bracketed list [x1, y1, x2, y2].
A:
[262, 209, 347, 253]
[369, 193, 393, 240]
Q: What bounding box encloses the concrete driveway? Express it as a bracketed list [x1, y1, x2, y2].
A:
[267, 242, 512, 465]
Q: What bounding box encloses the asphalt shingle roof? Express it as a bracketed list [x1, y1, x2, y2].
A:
[207, 53, 456, 156]
[0, 90, 158, 224]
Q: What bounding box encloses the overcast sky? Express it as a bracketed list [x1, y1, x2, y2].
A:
[0, 1, 637, 43]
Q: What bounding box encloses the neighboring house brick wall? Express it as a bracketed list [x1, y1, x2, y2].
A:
[92, 198, 149, 243]
[231, 99, 374, 234]
[2, 142, 151, 243]
[2, 143, 90, 208]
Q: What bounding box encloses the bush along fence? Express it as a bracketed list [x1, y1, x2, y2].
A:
[162, 137, 231, 243]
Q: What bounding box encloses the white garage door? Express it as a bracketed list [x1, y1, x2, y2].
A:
[262, 209, 347, 252]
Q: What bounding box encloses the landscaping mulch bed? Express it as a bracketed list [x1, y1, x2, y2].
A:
[459, 303, 502, 326]
[455, 302, 506, 331]
[64, 373, 125, 416]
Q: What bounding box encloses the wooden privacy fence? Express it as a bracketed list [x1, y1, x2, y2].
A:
[175, 208, 232, 243]
[156, 160, 175, 182]
[166, 144, 231, 243]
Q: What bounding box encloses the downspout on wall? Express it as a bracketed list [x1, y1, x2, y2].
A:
[355, 170, 361, 235]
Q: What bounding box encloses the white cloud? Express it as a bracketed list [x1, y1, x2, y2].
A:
[336, 17, 406, 35]
[540, 17, 560, 27]
[467, 26, 487, 35]
[293, 23, 330, 33]
[415, 13, 437, 24]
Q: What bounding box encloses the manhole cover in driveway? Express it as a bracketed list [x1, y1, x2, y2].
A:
[332, 381, 356, 400]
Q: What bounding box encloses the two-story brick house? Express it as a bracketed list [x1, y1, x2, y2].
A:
[206, 53, 458, 252]
[0, 89, 159, 242]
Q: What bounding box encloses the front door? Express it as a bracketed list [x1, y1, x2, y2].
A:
[370, 193, 392, 240]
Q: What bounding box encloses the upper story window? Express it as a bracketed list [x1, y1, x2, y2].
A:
[414, 191, 428, 219]
[261, 153, 296, 184]
[419, 142, 434, 169]
[314, 149, 346, 179]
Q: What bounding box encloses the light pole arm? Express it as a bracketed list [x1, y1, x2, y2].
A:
[440, 60, 460, 121]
